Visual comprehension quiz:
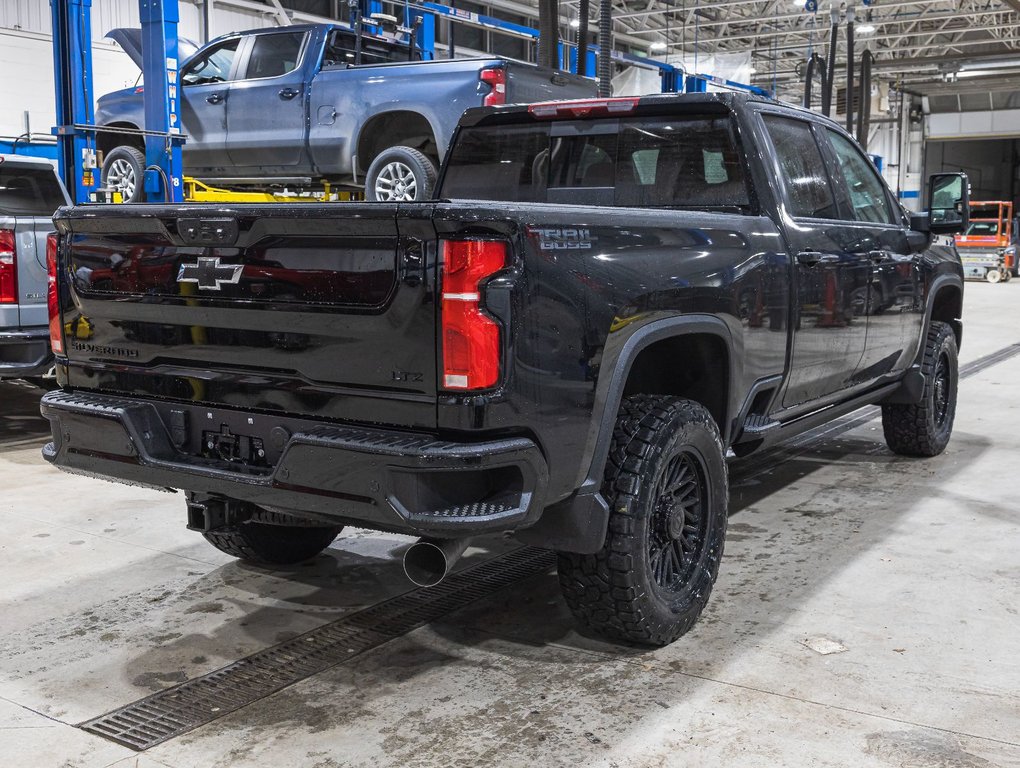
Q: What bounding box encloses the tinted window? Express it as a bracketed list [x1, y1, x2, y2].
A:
[245, 31, 305, 79]
[824, 129, 894, 224]
[322, 30, 414, 66]
[182, 38, 240, 85]
[762, 115, 838, 219]
[0, 165, 67, 215]
[441, 115, 751, 210]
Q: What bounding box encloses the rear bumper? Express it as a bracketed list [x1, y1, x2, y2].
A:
[0, 328, 53, 378]
[40, 390, 549, 536]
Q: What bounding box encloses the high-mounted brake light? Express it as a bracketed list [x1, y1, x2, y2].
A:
[480, 67, 506, 107]
[0, 229, 16, 304]
[528, 97, 640, 119]
[440, 239, 508, 391]
[46, 233, 63, 354]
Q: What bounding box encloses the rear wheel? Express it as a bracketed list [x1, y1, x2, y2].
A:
[101, 146, 146, 203]
[557, 395, 728, 646]
[882, 321, 958, 457]
[985, 269, 1002, 284]
[365, 146, 437, 202]
[203, 511, 342, 566]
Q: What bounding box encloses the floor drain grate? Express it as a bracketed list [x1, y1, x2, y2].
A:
[80, 546, 556, 751]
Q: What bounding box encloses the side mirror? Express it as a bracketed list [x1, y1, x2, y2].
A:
[927, 172, 970, 235]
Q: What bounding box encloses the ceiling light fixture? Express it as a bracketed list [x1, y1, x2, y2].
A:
[856, 23, 876, 34]
[650, 41, 668, 52]
[570, 18, 580, 28]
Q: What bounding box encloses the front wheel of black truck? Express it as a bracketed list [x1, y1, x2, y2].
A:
[557, 396, 728, 646]
[882, 320, 959, 457]
[203, 510, 343, 566]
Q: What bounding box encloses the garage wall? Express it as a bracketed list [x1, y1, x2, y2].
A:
[924, 138, 1020, 204]
[0, 1, 203, 142]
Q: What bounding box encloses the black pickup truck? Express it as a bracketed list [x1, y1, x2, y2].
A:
[42, 93, 969, 646]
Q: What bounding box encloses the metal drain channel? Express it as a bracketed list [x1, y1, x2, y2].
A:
[80, 546, 556, 751]
[79, 342, 1020, 752]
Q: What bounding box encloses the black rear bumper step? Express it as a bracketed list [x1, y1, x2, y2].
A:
[40, 390, 549, 536]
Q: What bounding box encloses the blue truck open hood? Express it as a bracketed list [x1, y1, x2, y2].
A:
[105, 28, 200, 69]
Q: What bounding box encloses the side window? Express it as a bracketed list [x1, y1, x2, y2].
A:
[244, 32, 305, 79]
[762, 115, 838, 220]
[181, 39, 240, 86]
[614, 117, 751, 208]
[824, 129, 895, 224]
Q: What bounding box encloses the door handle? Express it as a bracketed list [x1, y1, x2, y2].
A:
[796, 251, 837, 267]
[279, 88, 300, 100]
[868, 250, 888, 262]
[206, 92, 224, 104]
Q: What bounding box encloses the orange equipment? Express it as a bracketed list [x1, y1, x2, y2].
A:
[955, 201, 1015, 283]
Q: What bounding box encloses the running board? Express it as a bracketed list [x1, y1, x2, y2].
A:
[747, 382, 901, 451]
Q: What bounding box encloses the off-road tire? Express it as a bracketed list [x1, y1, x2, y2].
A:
[557, 396, 728, 646]
[203, 512, 342, 566]
[101, 146, 146, 203]
[365, 146, 437, 202]
[882, 320, 958, 457]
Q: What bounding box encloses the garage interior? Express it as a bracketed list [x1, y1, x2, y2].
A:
[2, 0, 1020, 766]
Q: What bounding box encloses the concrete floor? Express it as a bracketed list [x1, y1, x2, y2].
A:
[1, 283, 1019, 768]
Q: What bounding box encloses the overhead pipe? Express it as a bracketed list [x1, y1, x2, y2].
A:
[823, 8, 839, 117]
[537, 0, 559, 70]
[846, 5, 856, 134]
[803, 52, 828, 111]
[597, 0, 613, 96]
[577, 0, 590, 77]
[402, 538, 471, 588]
[857, 49, 874, 151]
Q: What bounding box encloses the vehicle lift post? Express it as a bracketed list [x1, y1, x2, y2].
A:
[139, 0, 185, 203]
[50, 0, 184, 203]
[50, 0, 100, 203]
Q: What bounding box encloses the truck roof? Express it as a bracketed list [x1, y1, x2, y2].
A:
[458, 90, 841, 130]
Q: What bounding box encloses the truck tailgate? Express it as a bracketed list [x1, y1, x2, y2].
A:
[504, 62, 597, 103]
[54, 204, 437, 429]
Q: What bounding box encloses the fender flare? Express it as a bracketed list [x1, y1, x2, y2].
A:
[882, 271, 964, 406]
[518, 314, 739, 554]
[919, 272, 964, 358]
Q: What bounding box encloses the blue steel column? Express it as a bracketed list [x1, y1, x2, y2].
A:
[50, 0, 99, 204]
[139, 0, 184, 203]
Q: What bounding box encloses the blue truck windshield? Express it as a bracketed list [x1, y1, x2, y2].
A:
[440, 115, 751, 210]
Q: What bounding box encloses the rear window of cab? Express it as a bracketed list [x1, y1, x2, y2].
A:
[440, 115, 752, 211]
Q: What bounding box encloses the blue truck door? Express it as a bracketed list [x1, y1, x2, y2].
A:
[226, 30, 310, 170]
[758, 113, 870, 408]
[179, 36, 241, 171]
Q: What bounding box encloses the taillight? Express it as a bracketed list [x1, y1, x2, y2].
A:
[528, 97, 640, 119]
[440, 239, 508, 390]
[47, 233, 63, 354]
[0, 229, 16, 304]
[480, 67, 506, 107]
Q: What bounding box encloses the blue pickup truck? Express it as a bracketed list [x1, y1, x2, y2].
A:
[97, 23, 595, 202]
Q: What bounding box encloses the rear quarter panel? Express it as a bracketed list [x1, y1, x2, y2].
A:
[432, 202, 790, 502]
[308, 59, 502, 175]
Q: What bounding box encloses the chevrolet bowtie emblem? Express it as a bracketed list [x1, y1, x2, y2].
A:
[176, 257, 243, 291]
